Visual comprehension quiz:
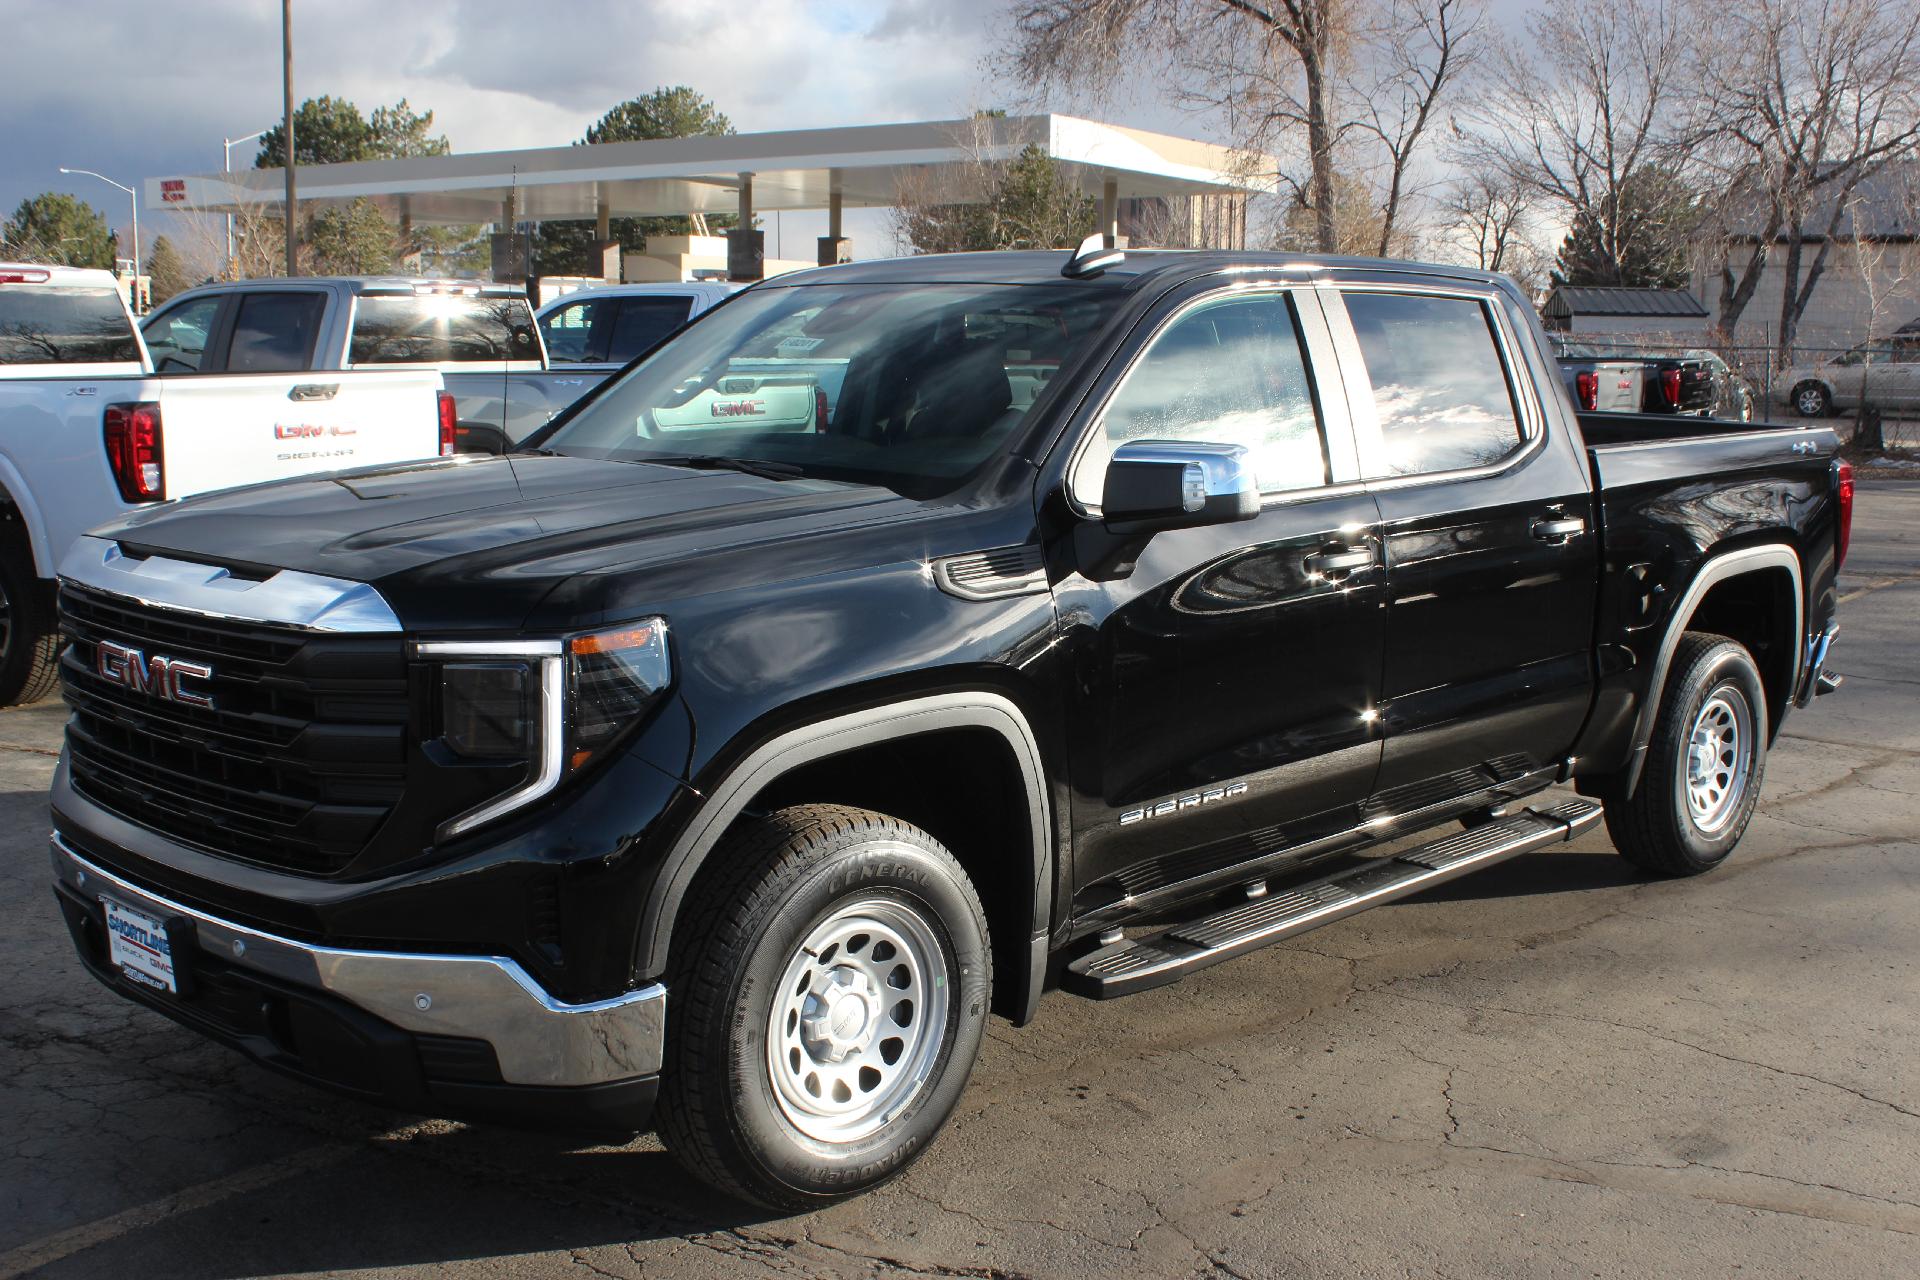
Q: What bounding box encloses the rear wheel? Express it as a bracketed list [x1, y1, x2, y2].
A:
[1604, 634, 1768, 876]
[1792, 382, 1831, 418]
[657, 804, 991, 1211]
[0, 547, 58, 707]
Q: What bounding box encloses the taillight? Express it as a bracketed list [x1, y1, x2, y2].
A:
[1661, 369, 1682, 406]
[0, 268, 50, 284]
[1575, 370, 1598, 411]
[1835, 458, 1854, 570]
[814, 386, 830, 432]
[103, 402, 165, 502]
[438, 391, 457, 456]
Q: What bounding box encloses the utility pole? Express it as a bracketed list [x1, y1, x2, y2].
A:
[281, 0, 298, 276]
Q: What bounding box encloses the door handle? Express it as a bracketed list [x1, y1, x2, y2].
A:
[289, 383, 340, 402]
[1304, 545, 1375, 577]
[1531, 516, 1586, 543]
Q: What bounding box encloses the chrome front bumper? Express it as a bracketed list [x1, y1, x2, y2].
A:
[51, 835, 666, 1088]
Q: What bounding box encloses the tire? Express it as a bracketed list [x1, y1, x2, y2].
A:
[1792, 382, 1831, 418]
[656, 804, 992, 1211]
[0, 547, 57, 707]
[1604, 633, 1768, 876]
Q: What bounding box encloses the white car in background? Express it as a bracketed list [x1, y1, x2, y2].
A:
[0, 262, 447, 704]
[536, 282, 740, 377]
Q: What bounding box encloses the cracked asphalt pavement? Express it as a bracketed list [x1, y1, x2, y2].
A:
[3, 483, 1916, 1279]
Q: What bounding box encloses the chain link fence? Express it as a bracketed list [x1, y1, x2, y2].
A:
[1549, 331, 1920, 447]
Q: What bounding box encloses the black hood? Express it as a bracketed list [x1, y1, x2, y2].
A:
[97, 454, 940, 630]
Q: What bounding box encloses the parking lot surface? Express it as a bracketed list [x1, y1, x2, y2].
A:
[2, 483, 1915, 1280]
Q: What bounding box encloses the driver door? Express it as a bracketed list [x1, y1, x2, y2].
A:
[1054, 283, 1387, 920]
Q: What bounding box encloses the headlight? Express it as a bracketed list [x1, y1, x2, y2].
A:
[418, 618, 671, 840]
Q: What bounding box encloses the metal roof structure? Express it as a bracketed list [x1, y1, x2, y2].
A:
[142, 114, 1270, 225]
[1541, 286, 1709, 320]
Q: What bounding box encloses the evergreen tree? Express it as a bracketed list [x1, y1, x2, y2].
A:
[899, 146, 1097, 254]
[304, 199, 396, 275]
[2, 193, 116, 268]
[1551, 167, 1697, 289]
[145, 235, 193, 302]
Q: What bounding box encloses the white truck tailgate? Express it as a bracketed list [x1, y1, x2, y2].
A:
[157, 370, 442, 499]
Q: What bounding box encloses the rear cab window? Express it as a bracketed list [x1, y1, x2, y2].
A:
[1339, 291, 1527, 477]
[226, 291, 326, 373]
[0, 284, 140, 367]
[349, 290, 540, 366]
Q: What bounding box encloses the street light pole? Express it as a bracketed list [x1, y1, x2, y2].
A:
[281, 0, 298, 276]
[58, 167, 140, 308]
[223, 129, 267, 277]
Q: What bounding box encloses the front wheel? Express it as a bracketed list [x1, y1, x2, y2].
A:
[1604, 634, 1768, 876]
[657, 805, 991, 1210]
[1792, 382, 1832, 418]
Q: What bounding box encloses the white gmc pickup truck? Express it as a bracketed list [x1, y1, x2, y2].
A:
[146, 276, 602, 454]
[0, 263, 447, 704]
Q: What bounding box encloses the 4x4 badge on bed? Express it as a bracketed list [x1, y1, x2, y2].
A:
[94, 640, 215, 710]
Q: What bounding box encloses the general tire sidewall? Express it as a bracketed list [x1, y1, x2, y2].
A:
[725, 840, 990, 1199]
[1666, 647, 1768, 865]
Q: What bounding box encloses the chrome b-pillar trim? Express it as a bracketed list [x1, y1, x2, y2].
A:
[58, 535, 401, 632]
[51, 836, 666, 1086]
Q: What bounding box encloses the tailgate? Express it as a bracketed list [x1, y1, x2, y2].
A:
[1594, 362, 1643, 412]
[153, 370, 443, 499]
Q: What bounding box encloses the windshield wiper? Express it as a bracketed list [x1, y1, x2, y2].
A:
[649, 454, 805, 481]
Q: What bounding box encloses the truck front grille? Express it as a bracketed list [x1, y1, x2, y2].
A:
[58, 583, 410, 877]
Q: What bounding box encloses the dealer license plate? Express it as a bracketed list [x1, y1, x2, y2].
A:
[101, 897, 178, 995]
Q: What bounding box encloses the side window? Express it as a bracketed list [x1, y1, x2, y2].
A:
[540, 299, 600, 364]
[224, 292, 325, 373]
[1342, 291, 1524, 477]
[1081, 291, 1329, 501]
[142, 296, 222, 373]
[606, 296, 695, 363]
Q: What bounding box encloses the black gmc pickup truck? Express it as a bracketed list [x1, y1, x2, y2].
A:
[48, 245, 1850, 1210]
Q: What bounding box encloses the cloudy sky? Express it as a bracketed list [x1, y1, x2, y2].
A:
[0, 0, 1536, 261]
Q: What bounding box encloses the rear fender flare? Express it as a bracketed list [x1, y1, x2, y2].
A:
[1623, 543, 1803, 793]
[637, 692, 1053, 1015]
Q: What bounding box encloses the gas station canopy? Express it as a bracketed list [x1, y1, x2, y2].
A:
[144, 114, 1271, 225]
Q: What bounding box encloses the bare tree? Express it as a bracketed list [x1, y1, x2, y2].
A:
[1685, 0, 1920, 358]
[1347, 0, 1476, 256]
[1436, 166, 1550, 291]
[1005, 0, 1475, 256]
[1458, 0, 1687, 283]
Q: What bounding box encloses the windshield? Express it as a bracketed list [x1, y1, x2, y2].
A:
[0, 285, 139, 365]
[349, 293, 539, 364]
[538, 281, 1123, 495]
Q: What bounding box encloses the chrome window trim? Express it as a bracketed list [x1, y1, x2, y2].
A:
[58, 535, 401, 632]
[1065, 280, 1361, 515]
[1318, 281, 1548, 490]
[50, 837, 666, 1086]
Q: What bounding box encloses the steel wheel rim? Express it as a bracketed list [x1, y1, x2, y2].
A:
[1684, 686, 1753, 834]
[766, 896, 950, 1144]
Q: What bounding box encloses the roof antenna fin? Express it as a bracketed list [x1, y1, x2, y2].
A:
[1062, 232, 1123, 279]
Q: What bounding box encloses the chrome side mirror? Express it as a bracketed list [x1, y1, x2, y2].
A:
[1100, 440, 1260, 535]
